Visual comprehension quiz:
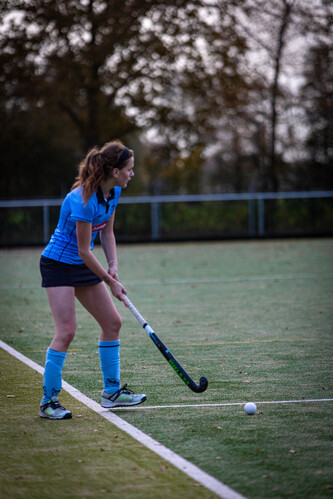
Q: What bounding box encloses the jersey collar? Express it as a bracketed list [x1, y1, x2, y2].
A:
[97, 186, 115, 213]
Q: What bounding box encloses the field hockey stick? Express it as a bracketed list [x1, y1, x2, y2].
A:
[123, 295, 208, 393]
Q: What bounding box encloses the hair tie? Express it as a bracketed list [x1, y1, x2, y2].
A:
[113, 147, 131, 169]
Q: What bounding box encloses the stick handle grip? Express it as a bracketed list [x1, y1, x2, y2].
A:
[124, 296, 154, 334]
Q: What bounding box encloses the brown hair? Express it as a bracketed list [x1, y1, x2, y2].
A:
[72, 140, 133, 203]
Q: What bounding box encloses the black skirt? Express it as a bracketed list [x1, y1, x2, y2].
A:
[40, 256, 102, 288]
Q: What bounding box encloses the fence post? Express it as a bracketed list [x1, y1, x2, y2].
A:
[258, 198, 265, 236]
[248, 199, 256, 236]
[151, 201, 160, 241]
[43, 205, 50, 244]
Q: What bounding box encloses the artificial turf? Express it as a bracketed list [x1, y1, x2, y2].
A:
[1, 239, 332, 498]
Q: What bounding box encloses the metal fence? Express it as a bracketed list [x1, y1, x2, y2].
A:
[0, 191, 333, 245]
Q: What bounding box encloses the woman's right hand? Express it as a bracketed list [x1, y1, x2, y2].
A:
[107, 277, 127, 303]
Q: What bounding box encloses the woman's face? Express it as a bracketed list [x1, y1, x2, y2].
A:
[114, 156, 135, 188]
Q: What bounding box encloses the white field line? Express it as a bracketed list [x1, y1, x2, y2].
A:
[0, 340, 246, 499]
[1, 272, 333, 289]
[110, 399, 333, 411]
[125, 273, 333, 285]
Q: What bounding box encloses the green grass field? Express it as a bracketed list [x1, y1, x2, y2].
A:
[1, 239, 333, 498]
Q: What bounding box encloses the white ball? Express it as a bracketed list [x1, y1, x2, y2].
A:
[244, 402, 257, 415]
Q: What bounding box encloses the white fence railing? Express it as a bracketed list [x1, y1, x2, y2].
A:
[1, 190, 333, 243]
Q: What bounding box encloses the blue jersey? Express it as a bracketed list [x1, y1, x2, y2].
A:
[42, 186, 121, 264]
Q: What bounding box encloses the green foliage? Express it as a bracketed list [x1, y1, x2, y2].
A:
[265, 199, 333, 235]
[114, 204, 152, 241]
[160, 201, 249, 238]
[0, 208, 43, 245]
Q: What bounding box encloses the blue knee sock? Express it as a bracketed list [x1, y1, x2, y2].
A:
[41, 348, 67, 404]
[99, 340, 120, 394]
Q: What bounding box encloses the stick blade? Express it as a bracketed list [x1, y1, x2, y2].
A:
[198, 376, 208, 392]
[190, 376, 208, 393]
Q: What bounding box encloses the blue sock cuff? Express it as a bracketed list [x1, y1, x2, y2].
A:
[99, 340, 120, 347]
[47, 348, 67, 358]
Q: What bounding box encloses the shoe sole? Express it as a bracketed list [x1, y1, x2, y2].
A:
[101, 395, 147, 409]
[39, 411, 72, 420]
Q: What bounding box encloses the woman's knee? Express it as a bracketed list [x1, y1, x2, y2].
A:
[109, 314, 122, 335]
[55, 320, 76, 347]
[101, 314, 121, 341]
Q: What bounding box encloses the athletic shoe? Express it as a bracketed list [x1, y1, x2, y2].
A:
[101, 384, 146, 408]
[39, 396, 72, 420]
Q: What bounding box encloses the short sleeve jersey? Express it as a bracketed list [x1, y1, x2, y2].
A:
[42, 186, 121, 264]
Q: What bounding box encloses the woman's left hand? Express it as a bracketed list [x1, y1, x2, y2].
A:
[108, 261, 118, 281]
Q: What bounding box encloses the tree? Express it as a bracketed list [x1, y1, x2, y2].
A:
[0, 0, 250, 196]
[229, 0, 299, 191]
[206, 0, 332, 193]
[296, 39, 333, 189]
[0, 0, 249, 151]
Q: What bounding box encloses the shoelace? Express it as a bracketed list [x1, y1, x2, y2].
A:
[111, 384, 134, 400]
[51, 400, 65, 410]
[119, 384, 134, 395]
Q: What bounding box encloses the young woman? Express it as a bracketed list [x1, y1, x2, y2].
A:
[39, 140, 146, 419]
